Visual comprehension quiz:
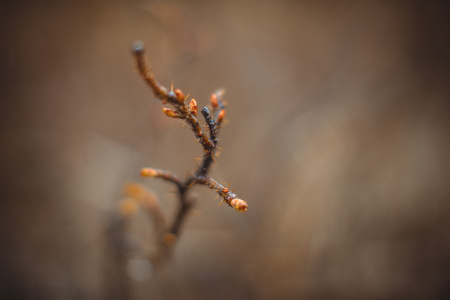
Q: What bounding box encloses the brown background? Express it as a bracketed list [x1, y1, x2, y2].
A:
[1, 0, 449, 299]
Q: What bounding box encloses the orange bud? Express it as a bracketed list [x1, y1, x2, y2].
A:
[217, 109, 226, 123]
[230, 198, 248, 212]
[163, 233, 177, 246]
[124, 183, 146, 200]
[174, 88, 185, 103]
[162, 107, 181, 118]
[210, 94, 218, 108]
[119, 198, 138, 216]
[141, 168, 158, 177]
[189, 98, 198, 116]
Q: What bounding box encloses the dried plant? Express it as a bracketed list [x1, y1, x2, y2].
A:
[122, 41, 247, 256]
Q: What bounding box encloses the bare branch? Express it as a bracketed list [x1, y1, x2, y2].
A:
[129, 41, 247, 265]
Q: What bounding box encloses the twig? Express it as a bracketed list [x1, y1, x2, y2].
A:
[132, 41, 247, 250]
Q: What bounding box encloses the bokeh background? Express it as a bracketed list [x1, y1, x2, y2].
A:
[1, 0, 449, 299]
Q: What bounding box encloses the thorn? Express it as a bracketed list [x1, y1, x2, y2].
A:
[188, 181, 196, 188]
[170, 82, 174, 92]
[218, 199, 225, 206]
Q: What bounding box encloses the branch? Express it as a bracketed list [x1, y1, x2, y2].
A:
[130, 40, 247, 255]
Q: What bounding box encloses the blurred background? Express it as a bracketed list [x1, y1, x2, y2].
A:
[1, 0, 449, 299]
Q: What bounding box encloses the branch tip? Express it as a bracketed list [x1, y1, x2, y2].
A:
[230, 198, 248, 212]
[141, 168, 158, 177]
[132, 41, 145, 54]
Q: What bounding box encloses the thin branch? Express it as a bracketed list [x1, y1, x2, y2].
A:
[133, 41, 169, 100]
[141, 168, 183, 188]
[195, 176, 248, 211]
